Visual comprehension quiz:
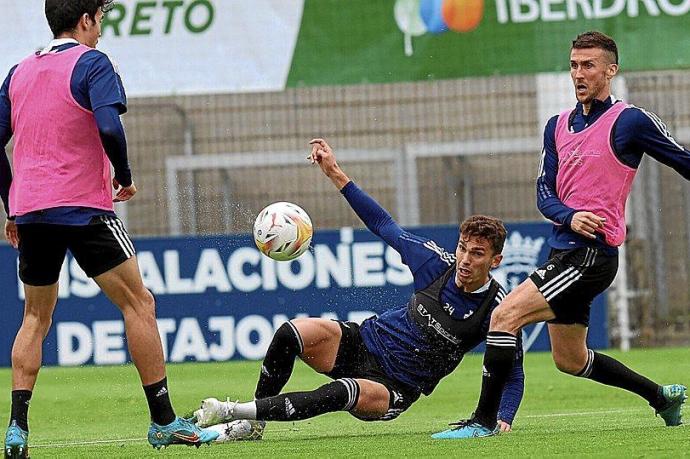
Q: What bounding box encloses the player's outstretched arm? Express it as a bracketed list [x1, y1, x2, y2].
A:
[308, 138, 405, 250]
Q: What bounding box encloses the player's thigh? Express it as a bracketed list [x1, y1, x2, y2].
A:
[533, 247, 617, 327]
[93, 257, 152, 313]
[68, 215, 135, 282]
[350, 378, 390, 419]
[548, 323, 589, 373]
[491, 278, 556, 333]
[292, 318, 342, 373]
[22, 284, 60, 327]
[17, 224, 68, 287]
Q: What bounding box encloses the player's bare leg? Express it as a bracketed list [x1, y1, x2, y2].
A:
[95, 258, 165, 385]
[548, 323, 589, 374]
[195, 319, 398, 441]
[96, 257, 218, 447]
[436, 279, 554, 439]
[11, 284, 59, 391]
[200, 378, 389, 424]
[549, 323, 686, 426]
[292, 318, 342, 372]
[252, 318, 341, 401]
[196, 318, 343, 439]
[6, 284, 59, 457]
[472, 280, 554, 427]
[349, 379, 390, 420]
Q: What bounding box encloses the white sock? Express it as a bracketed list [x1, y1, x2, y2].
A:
[229, 401, 257, 420]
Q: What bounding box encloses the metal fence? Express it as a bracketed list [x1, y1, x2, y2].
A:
[4, 70, 690, 346]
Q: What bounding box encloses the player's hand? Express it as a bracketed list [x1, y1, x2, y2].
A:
[570, 211, 605, 239]
[113, 179, 137, 202]
[497, 420, 512, 433]
[5, 219, 18, 249]
[308, 138, 350, 189]
[308, 138, 337, 171]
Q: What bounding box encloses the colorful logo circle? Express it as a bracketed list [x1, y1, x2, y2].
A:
[395, 0, 485, 55]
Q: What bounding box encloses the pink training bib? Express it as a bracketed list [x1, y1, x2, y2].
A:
[555, 101, 636, 247]
[8, 45, 113, 216]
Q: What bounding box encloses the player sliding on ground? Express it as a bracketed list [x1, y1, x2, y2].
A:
[191, 138, 524, 441]
[444, 31, 689, 439]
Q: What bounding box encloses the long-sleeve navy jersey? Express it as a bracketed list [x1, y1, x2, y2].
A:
[340, 181, 524, 423]
[0, 39, 129, 223]
[536, 96, 690, 252]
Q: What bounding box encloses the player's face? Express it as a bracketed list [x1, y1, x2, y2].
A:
[454, 235, 502, 292]
[570, 47, 618, 109]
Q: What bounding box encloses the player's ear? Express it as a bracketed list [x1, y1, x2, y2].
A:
[79, 12, 94, 29]
[606, 63, 618, 80]
[491, 253, 503, 269]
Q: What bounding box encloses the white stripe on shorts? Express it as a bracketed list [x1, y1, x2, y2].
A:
[112, 217, 136, 255]
[542, 268, 581, 296]
[102, 216, 134, 258]
[540, 266, 575, 292]
[544, 271, 583, 301]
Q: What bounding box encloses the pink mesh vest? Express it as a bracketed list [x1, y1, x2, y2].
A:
[8, 45, 113, 216]
[555, 101, 635, 247]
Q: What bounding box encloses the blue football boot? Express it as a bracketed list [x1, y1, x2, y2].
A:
[656, 384, 687, 426]
[148, 416, 219, 449]
[432, 418, 498, 439]
[4, 421, 29, 459]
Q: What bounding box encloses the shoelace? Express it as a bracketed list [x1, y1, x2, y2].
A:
[448, 418, 476, 429]
[223, 398, 239, 420]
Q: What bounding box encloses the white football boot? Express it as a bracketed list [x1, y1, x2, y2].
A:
[194, 397, 237, 427]
[205, 420, 266, 442]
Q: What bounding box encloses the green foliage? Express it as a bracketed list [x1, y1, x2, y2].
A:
[1, 348, 688, 457]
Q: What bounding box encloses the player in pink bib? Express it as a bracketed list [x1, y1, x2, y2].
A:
[443, 31, 689, 439]
[1, 1, 218, 456]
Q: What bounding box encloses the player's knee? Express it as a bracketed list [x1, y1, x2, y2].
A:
[21, 308, 52, 337]
[134, 288, 157, 320]
[354, 387, 387, 413]
[552, 352, 588, 375]
[489, 305, 519, 333]
[271, 321, 303, 356]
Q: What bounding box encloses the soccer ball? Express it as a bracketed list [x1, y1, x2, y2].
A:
[253, 202, 313, 261]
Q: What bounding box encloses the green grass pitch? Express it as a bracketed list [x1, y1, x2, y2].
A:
[1, 347, 688, 458]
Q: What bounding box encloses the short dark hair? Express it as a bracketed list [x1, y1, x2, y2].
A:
[459, 215, 507, 255]
[45, 0, 114, 37]
[572, 31, 618, 64]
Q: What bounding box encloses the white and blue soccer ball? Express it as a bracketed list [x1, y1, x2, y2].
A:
[253, 202, 313, 261]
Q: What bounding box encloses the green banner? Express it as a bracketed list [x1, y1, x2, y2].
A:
[287, 0, 690, 87]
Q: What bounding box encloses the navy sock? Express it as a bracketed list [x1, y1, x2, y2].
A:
[474, 332, 517, 428]
[143, 377, 176, 425]
[579, 350, 665, 409]
[255, 379, 359, 421]
[10, 390, 32, 432]
[254, 322, 303, 399]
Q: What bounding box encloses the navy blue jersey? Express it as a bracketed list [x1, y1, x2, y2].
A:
[0, 39, 127, 223]
[341, 181, 524, 423]
[537, 96, 690, 251]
